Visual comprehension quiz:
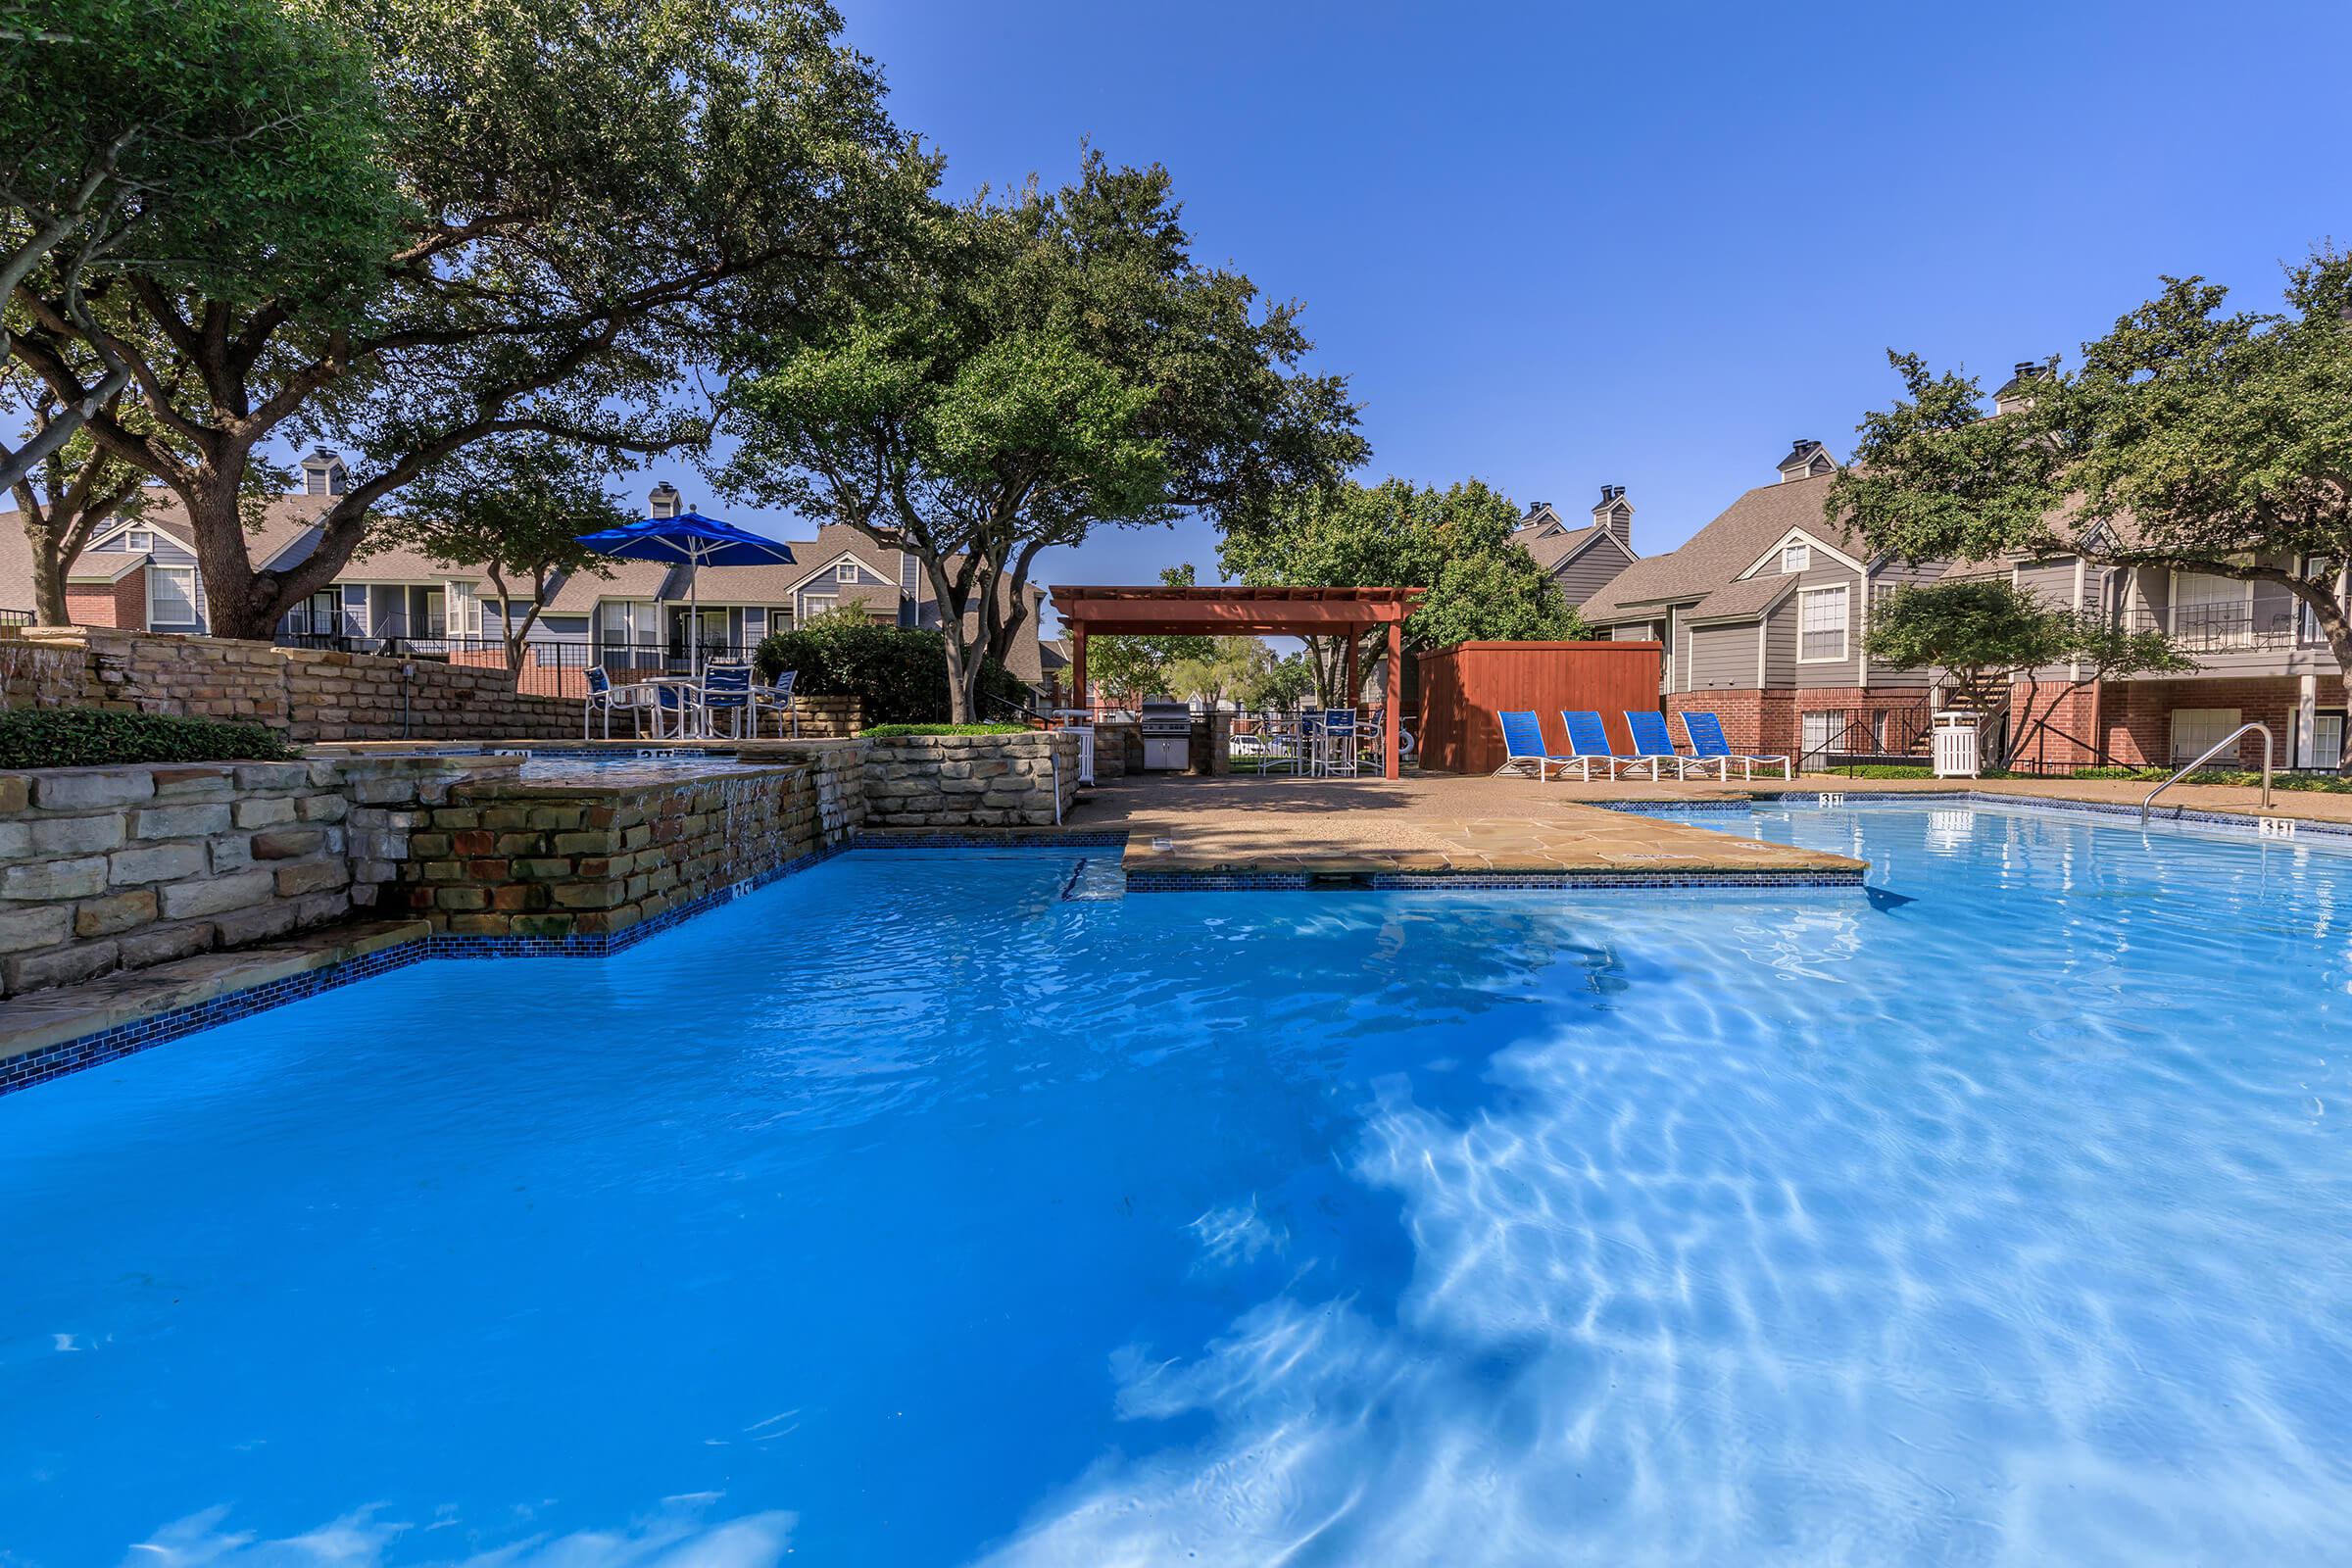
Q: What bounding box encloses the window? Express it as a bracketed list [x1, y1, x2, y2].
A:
[148, 565, 197, 626]
[2314, 710, 2346, 771]
[2171, 707, 2242, 764]
[804, 594, 836, 617]
[2299, 557, 2338, 645]
[1781, 542, 1810, 574]
[1800, 710, 1841, 760]
[2172, 571, 2248, 648]
[124, 529, 154, 554]
[1798, 584, 1848, 661]
[836, 562, 858, 583]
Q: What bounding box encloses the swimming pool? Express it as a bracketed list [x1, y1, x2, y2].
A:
[5, 802, 2349, 1563]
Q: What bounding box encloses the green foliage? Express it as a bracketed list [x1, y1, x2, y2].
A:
[1221, 477, 1583, 650]
[859, 722, 1029, 738]
[368, 435, 630, 662]
[2069, 766, 2352, 793]
[0, 707, 291, 768]
[720, 150, 1364, 718]
[1865, 579, 2072, 703]
[1833, 250, 2352, 769]
[1239, 649, 1315, 711]
[753, 620, 1028, 725]
[1161, 636, 1274, 709]
[9, 0, 925, 636]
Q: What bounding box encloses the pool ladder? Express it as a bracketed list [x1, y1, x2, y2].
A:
[2140, 721, 2272, 825]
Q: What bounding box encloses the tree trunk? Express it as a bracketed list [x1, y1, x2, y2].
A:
[25, 525, 71, 626]
[941, 627, 977, 724]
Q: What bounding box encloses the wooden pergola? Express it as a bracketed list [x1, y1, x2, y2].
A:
[1048, 584, 1427, 779]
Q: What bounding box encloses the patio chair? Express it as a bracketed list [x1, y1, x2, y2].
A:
[1316, 708, 1361, 776]
[701, 662, 754, 739]
[1560, 710, 1667, 780]
[1495, 710, 1587, 780]
[583, 666, 646, 740]
[649, 679, 701, 740]
[1681, 710, 1793, 780]
[750, 667, 798, 739]
[1624, 709, 1725, 780]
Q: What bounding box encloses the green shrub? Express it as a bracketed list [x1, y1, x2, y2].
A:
[2070, 764, 2352, 793]
[754, 621, 1030, 724]
[0, 708, 294, 769]
[859, 722, 1032, 738]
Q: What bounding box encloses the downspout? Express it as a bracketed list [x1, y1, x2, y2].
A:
[402, 661, 415, 741]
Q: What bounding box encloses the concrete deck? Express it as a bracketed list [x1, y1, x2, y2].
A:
[0, 918, 428, 1067]
[1072, 773, 1865, 881]
[1069, 768, 2352, 882]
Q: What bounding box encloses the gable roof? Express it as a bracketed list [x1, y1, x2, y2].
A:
[1579, 472, 1863, 623]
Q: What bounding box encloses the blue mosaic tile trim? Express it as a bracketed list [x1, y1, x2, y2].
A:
[1968, 790, 2352, 839]
[426, 839, 856, 959]
[852, 830, 1126, 850]
[1585, 798, 1759, 814]
[1369, 869, 1866, 890]
[0, 940, 428, 1098]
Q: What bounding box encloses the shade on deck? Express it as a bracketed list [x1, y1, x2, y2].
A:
[1048, 584, 1426, 778]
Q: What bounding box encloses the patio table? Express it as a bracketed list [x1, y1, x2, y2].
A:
[640, 675, 706, 739]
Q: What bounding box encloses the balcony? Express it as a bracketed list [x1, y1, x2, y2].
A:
[2127, 604, 2301, 653]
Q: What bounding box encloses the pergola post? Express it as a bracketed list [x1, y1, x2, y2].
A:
[1344, 630, 1359, 709]
[1071, 627, 1088, 713]
[1384, 619, 1402, 779]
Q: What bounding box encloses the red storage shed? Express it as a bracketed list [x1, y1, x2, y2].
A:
[1416, 640, 1664, 774]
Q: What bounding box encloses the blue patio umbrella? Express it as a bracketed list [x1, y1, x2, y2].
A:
[575, 511, 796, 672]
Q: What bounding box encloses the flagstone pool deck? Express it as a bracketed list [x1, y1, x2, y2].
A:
[1075, 770, 2352, 881]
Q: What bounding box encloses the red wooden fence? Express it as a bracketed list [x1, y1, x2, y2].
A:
[1416, 640, 1664, 774]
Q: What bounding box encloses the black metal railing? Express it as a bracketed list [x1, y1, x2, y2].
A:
[1795, 705, 1935, 773]
[2126, 604, 2301, 652]
[0, 609, 36, 626]
[270, 631, 768, 700]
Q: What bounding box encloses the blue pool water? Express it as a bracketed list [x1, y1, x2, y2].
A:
[5, 804, 2351, 1564]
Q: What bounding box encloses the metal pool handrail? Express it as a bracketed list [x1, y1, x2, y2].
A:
[2141, 721, 2272, 824]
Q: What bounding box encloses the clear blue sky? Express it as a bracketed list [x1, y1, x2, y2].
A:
[642, 0, 2352, 621]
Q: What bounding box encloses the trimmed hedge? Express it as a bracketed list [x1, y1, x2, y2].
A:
[754, 621, 1029, 725]
[2071, 764, 2352, 793]
[860, 722, 1031, 738]
[0, 708, 294, 770]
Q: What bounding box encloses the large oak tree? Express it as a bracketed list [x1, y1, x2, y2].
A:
[719, 151, 1365, 721]
[1832, 251, 2352, 770]
[10, 0, 926, 639]
[0, 0, 397, 494]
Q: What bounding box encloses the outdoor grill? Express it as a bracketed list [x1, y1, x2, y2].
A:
[1139, 699, 1193, 771]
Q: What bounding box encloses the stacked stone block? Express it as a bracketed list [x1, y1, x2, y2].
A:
[860, 732, 1081, 827]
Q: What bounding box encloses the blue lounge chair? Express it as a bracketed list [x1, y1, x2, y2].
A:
[1624, 709, 1723, 780]
[1561, 710, 1665, 780]
[1680, 710, 1792, 780]
[1495, 710, 1588, 779]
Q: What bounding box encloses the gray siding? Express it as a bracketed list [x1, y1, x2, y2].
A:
[1687, 622, 1759, 690]
[1863, 559, 1943, 684]
[1550, 536, 1636, 611]
[1775, 558, 1864, 687]
[1765, 601, 1797, 686]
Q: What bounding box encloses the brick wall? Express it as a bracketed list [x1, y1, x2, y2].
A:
[1665, 687, 1933, 761]
[2005, 680, 2104, 773]
[859, 732, 1082, 828]
[63, 569, 145, 630]
[2101, 676, 2298, 769]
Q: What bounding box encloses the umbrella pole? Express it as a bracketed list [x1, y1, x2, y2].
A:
[688, 545, 700, 677]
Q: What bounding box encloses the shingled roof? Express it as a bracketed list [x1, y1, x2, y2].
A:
[1579, 471, 1864, 623]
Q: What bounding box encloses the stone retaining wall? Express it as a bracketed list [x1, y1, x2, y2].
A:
[0, 731, 1074, 998]
[0, 625, 580, 740]
[859, 731, 1082, 828]
[376, 743, 867, 938]
[0, 757, 474, 997]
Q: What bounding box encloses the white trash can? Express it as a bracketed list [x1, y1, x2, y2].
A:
[1932, 711, 1981, 778]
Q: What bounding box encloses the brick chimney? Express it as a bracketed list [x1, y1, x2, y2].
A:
[1591, 485, 1633, 551]
[299, 446, 347, 497]
[648, 481, 683, 519]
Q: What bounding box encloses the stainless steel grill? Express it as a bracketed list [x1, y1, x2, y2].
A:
[1139, 699, 1193, 771]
